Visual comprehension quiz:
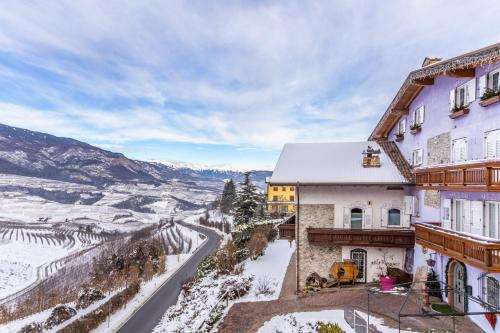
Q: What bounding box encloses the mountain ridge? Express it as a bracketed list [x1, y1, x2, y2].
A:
[0, 123, 271, 188]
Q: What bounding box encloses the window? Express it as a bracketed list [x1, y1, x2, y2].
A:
[282, 186, 286, 191]
[487, 277, 500, 309]
[350, 208, 363, 229]
[412, 149, 423, 166]
[487, 202, 500, 239]
[485, 129, 500, 159]
[398, 118, 406, 134]
[272, 195, 278, 201]
[283, 205, 288, 213]
[413, 106, 425, 125]
[290, 195, 295, 202]
[388, 208, 401, 226]
[450, 79, 476, 110]
[488, 69, 500, 91]
[452, 138, 468, 162]
[290, 187, 294, 191]
[273, 186, 278, 191]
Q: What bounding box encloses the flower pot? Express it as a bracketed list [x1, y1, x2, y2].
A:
[449, 107, 470, 119]
[379, 275, 397, 291]
[426, 259, 436, 267]
[480, 95, 500, 107]
[410, 127, 421, 135]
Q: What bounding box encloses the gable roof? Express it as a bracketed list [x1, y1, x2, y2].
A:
[369, 42, 500, 140]
[269, 141, 411, 185]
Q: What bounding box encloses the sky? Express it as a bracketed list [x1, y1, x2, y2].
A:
[0, 1, 499, 170]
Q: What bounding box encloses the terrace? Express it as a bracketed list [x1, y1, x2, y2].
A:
[415, 160, 500, 192]
[414, 222, 500, 272]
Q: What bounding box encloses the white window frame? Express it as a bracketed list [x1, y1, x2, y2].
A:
[488, 68, 500, 91]
[412, 149, 423, 166]
[452, 79, 476, 109]
[413, 106, 424, 126]
[455, 82, 468, 108]
[398, 118, 406, 135]
[485, 129, 500, 159]
[486, 201, 500, 239]
[452, 137, 468, 163]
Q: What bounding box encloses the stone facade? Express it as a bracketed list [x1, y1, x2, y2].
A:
[296, 204, 341, 290]
[427, 132, 451, 166]
[424, 190, 441, 209]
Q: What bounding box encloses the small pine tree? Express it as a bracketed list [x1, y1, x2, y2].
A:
[220, 179, 237, 214]
[426, 269, 442, 299]
[233, 172, 260, 225]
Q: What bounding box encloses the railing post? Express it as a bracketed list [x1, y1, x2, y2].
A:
[485, 249, 492, 267]
[462, 168, 466, 186]
[486, 167, 492, 190]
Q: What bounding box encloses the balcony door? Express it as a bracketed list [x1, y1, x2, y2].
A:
[487, 202, 500, 239]
[453, 200, 470, 232]
[350, 208, 363, 229]
[453, 264, 465, 312]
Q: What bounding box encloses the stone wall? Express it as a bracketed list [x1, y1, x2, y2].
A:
[424, 190, 441, 209]
[296, 204, 341, 290]
[427, 132, 451, 166]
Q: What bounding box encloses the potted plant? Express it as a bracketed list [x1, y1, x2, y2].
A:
[320, 277, 328, 288]
[395, 132, 404, 142]
[480, 88, 500, 107]
[409, 123, 421, 134]
[449, 104, 470, 119]
[372, 252, 398, 291]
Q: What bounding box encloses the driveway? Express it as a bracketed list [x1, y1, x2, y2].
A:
[117, 221, 222, 333]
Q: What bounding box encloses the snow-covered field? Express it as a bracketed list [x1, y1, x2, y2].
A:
[256, 310, 412, 333]
[0, 174, 218, 302]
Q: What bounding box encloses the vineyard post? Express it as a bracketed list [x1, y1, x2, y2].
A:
[108, 299, 110, 328]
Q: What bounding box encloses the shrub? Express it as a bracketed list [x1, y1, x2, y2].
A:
[19, 322, 43, 333]
[219, 277, 253, 300]
[76, 286, 105, 309]
[247, 232, 268, 260]
[195, 254, 217, 278]
[44, 305, 77, 329]
[426, 269, 442, 300]
[255, 276, 274, 296]
[215, 241, 238, 275]
[315, 322, 346, 333]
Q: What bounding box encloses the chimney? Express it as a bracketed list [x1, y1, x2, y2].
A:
[362, 146, 381, 168]
[421, 57, 442, 67]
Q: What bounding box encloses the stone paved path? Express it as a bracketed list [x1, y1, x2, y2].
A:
[219, 289, 483, 333]
[278, 250, 296, 299]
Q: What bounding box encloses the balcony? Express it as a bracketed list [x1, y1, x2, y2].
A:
[414, 223, 500, 272]
[307, 228, 415, 248]
[415, 161, 500, 192]
[278, 214, 295, 239]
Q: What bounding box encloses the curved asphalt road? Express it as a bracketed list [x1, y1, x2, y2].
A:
[118, 221, 222, 333]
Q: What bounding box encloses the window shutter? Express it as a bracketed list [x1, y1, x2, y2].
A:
[485, 130, 499, 159]
[466, 78, 476, 104]
[363, 207, 372, 229]
[479, 75, 488, 97]
[417, 106, 425, 124]
[463, 200, 471, 233]
[453, 138, 467, 162]
[442, 198, 452, 229]
[404, 196, 413, 214]
[400, 119, 406, 133]
[471, 201, 484, 236]
[381, 208, 388, 227]
[417, 149, 423, 165]
[402, 212, 410, 228]
[449, 89, 456, 111]
[343, 207, 350, 229]
[412, 196, 419, 217]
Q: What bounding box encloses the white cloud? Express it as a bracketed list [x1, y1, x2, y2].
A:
[0, 0, 498, 154]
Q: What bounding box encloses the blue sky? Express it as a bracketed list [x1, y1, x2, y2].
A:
[0, 1, 499, 170]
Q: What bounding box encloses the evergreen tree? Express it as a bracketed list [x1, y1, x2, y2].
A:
[220, 179, 237, 214]
[233, 172, 260, 225]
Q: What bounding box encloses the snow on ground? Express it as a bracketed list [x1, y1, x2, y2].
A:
[237, 239, 295, 302]
[256, 310, 412, 333]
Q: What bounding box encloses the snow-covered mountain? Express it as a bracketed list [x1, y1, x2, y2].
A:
[0, 123, 271, 188]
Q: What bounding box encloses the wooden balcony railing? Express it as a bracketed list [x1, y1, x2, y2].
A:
[415, 161, 500, 191]
[307, 228, 415, 248]
[278, 224, 295, 239]
[414, 223, 500, 272]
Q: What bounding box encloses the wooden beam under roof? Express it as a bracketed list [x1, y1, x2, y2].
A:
[393, 108, 409, 115]
[413, 77, 434, 86]
[445, 67, 475, 78]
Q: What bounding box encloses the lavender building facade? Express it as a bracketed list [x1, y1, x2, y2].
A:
[370, 43, 500, 332]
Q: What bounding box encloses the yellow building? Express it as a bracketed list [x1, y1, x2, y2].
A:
[267, 184, 295, 215]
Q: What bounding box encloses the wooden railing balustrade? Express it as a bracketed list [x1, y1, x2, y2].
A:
[414, 222, 500, 272]
[415, 161, 500, 191]
[307, 228, 415, 248]
[278, 224, 295, 239]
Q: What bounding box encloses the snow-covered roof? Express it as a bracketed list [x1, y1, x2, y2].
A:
[270, 142, 410, 185]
